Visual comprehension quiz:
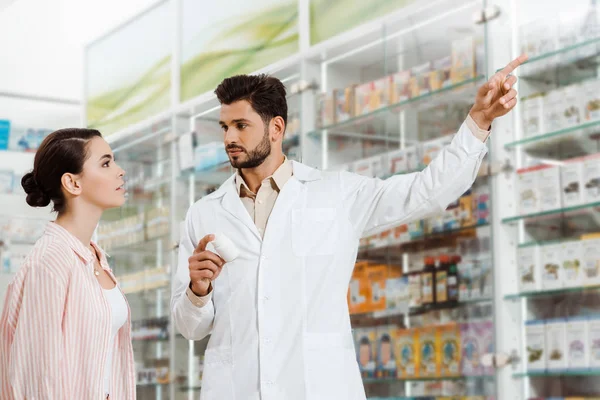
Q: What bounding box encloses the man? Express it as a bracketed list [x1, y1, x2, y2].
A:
[171, 54, 527, 400]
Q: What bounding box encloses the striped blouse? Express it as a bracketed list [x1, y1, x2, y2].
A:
[0, 222, 136, 399]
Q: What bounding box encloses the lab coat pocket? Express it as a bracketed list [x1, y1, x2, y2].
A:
[291, 208, 339, 256]
[304, 332, 359, 399]
[200, 347, 234, 399]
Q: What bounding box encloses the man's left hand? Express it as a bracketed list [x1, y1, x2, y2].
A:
[469, 54, 529, 130]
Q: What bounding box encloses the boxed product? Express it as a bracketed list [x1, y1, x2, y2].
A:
[566, 316, 589, 370]
[561, 158, 585, 208]
[458, 261, 472, 302]
[562, 240, 584, 289]
[541, 242, 564, 290]
[588, 316, 600, 368]
[418, 326, 440, 377]
[421, 135, 453, 166]
[408, 271, 423, 308]
[458, 192, 475, 227]
[0, 170, 13, 194]
[525, 320, 546, 371]
[538, 165, 562, 212]
[367, 264, 388, 312]
[354, 158, 374, 178]
[517, 244, 540, 292]
[472, 186, 490, 225]
[521, 93, 545, 138]
[410, 62, 432, 97]
[561, 84, 584, 128]
[479, 258, 493, 300]
[516, 167, 541, 215]
[8, 127, 52, 152]
[334, 86, 356, 123]
[438, 323, 461, 377]
[581, 236, 600, 286]
[583, 78, 600, 122]
[194, 142, 228, 171]
[354, 78, 390, 116]
[450, 36, 477, 83]
[0, 119, 9, 150]
[397, 328, 419, 379]
[460, 323, 482, 376]
[355, 327, 377, 378]
[386, 273, 409, 313]
[316, 92, 335, 128]
[430, 56, 452, 90]
[545, 318, 567, 370]
[408, 219, 424, 238]
[348, 261, 370, 314]
[376, 325, 398, 378]
[583, 154, 600, 203]
[370, 155, 386, 178]
[543, 89, 564, 133]
[479, 321, 495, 376]
[390, 70, 412, 104]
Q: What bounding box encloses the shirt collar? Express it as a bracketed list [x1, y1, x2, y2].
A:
[45, 222, 108, 265]
[235, 156, 293, 196]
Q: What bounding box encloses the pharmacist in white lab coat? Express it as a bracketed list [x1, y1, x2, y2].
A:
[171, 55, 528, 400]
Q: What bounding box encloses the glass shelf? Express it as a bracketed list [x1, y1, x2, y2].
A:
[516, 37, 600, 86]
[363, 375, 494, 384]
[308, 76, 484, 139]
[505, 285, 600, 300]
[505, 120, 600, 151]
[502, 201, 600, 224]
[522, 37, 600, 69]
[350, 298, 492, 321]
[358, 223, 489, 255]
[513, 370, 600, 378]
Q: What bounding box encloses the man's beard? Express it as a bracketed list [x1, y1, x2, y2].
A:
[227, 127, 272, 169]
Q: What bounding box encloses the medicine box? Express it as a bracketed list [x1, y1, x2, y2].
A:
[540, 243, 564, 290]
[545, 318, 567, 371]
[517, 244, 540, 292]
[525, 320, 546, 371]
[561, 158, 584, 208]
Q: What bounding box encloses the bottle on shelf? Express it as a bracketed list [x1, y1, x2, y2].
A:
[436, 254, 450, 304]
[448, 255, 460, 303]
[421, 256, 436, 305]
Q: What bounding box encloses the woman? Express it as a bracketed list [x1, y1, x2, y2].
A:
[0, 128, 136, 399]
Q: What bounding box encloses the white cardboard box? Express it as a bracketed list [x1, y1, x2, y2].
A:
[566, 316, 589, 370]
[516, 167, 540, 215]
[583, 79, 600, 122]
[521, 94, 545, 138]
[538, 165, 562, 212]
[545, 318, 567, 370]
[581, 237, 600, 286]
[588, 317, 600, 368]
[541, 243, 564, 290]
[561, 159, 584, 208]
[560, 84, 584, 129]
[517, 245, 540, 292]
[525, 320, 547, 371]
[583, 154, 600, 203]
[543, 90, 564, 133]
[562, 240, 584, 288]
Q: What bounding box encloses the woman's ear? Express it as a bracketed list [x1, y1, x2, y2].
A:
[61, 173, 82, 196]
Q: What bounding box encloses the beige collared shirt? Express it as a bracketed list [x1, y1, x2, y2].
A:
[234, 157, 293, 238]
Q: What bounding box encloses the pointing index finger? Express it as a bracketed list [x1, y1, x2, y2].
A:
[499, 53, 528, 78]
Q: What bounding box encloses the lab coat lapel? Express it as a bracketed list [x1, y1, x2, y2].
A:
[220, 180, 262, 241]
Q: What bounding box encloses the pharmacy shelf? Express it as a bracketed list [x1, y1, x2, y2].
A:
[513, 370, 600, 378]
[308, 75, 484, 138]
[363, 375, 494, 384]
[505, 285, 600, 300]
[504, 120, 600, 152]
[358, 223, 489, 255]
[351, 298, 492, 322]
[519, 37, 600, 85]
[502, 201, 600, 224]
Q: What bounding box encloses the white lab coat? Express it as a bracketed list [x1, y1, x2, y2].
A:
[171, 122, 488, 400]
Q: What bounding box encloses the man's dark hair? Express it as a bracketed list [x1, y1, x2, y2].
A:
[215, 74, 288, 129]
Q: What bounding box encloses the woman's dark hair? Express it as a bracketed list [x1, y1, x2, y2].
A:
[215, 74, 288, 129]
[21, 128, 102, 213]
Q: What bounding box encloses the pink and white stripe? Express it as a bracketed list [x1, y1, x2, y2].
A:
[0, 222, 136, 400]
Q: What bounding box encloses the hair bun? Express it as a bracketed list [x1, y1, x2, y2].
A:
[21, 172, 51, 208]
